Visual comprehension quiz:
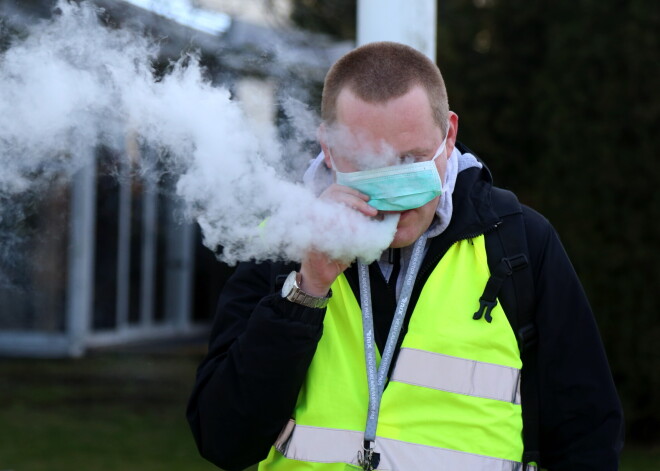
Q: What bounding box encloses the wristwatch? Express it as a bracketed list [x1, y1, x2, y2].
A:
[281, 271, 332, 309]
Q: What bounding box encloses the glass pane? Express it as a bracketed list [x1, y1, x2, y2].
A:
[128, 175, 143, 325]
[92, 148, 120, 330]
[0, 181, 69, 331]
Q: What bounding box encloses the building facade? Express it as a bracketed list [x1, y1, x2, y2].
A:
[0, 0, 349, 357]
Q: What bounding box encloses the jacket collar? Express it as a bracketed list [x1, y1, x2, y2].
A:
[433, 149, 502, 247]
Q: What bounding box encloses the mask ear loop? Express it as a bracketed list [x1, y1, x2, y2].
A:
[431, 122, 451, 162]
[325, 147, 341, 174]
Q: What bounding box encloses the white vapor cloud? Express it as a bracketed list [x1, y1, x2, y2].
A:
[0, 1, 397, 265]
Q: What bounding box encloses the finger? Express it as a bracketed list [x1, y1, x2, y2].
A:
[349, 198, 378, 217]
[333, 193, 377, 217]
[321, 185, 377, 216]
[341, 186, 370, 202]
[322, 184, 370, 202]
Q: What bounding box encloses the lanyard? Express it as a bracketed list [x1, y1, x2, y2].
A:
[356, 233, 428, 469]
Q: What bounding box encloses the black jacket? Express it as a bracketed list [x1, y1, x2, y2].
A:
[187, 163, 624, 471]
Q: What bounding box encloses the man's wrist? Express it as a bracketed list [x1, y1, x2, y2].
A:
[298, 273, 332, 298]
[281, 271, 332, 309]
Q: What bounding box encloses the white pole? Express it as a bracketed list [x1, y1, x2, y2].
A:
[66, 152, 97, 357]
[357, 0, 437, 61]
[165, 210, 194, 330]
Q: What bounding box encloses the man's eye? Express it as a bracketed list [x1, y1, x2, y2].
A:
[401, 154, 425, 164]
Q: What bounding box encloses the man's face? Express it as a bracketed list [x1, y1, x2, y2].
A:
[322, 85, 458, 248]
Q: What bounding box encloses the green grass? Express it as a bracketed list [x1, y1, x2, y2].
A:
[620, 444, 660, 470]
[0, 348, 657, 470]
[0, 349, 218, 471]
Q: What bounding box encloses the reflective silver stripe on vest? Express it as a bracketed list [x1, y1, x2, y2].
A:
[276, 423, 536, 471]
[390, 348, 522, 404]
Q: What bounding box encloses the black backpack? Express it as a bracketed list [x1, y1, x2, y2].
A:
[473, 187, 541, 469]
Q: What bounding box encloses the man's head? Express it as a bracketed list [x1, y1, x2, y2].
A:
[322, 41, 449, 134]
[319, 42, 458, 248]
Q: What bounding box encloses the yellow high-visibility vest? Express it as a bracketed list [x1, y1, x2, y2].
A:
[260, 235, 528, 470]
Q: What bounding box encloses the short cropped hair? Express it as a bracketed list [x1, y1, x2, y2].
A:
[321, 41, 449, 133]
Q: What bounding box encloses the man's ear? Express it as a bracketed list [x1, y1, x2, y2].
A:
[317, 123, 333, 169]
[445, 111, 459, 159]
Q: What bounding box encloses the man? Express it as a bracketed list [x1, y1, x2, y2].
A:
[187, 42, 623, 470]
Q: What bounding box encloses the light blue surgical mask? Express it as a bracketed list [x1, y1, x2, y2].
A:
[332, 130, 449, 211]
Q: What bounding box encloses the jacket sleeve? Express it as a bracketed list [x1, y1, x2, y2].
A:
[186, 261, 326, 471]
[523, 207, 624, 470]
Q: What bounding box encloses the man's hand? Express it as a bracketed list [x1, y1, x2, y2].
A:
[319, 184, 378, 219]
[299, 184, 377, 296]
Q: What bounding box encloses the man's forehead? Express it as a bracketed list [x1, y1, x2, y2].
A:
[334, 84, 431, 116]
[334, 86, 437, 134]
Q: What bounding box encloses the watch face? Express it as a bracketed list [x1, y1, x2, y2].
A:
[281, 271, 329, 308]
[281, 271, 297, 297]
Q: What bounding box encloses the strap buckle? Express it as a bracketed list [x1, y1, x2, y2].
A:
[473, 254, 529, 324]
[503, 253, 529, 274]
[357, 440, 380, 470]
[473, 298, 497, 323]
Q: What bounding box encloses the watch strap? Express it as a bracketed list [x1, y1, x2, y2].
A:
[283, 271, 332, 309]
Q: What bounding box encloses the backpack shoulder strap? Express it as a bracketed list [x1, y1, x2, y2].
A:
[476, 186, 541, 468]
[480, 188, 535, 336]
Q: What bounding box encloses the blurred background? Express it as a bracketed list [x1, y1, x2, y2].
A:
[0, 0, 658, 469]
